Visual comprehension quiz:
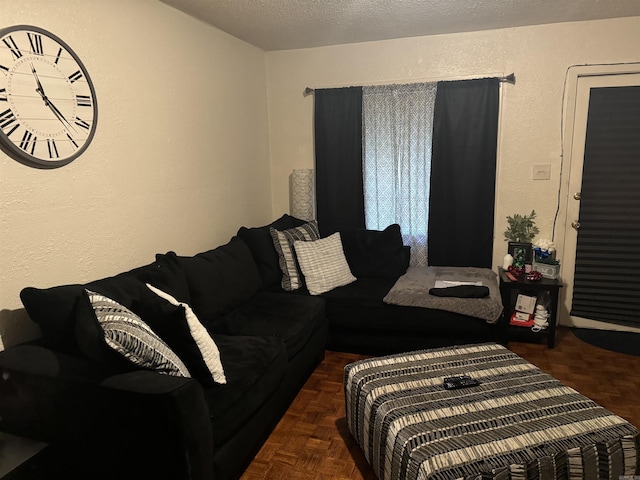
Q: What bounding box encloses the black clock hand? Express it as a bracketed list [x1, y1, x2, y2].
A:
[30, 63, 47, 99]
[43, 95, 77, 133]
[30, 63, 77, 133]
[47, 98, 77, 133]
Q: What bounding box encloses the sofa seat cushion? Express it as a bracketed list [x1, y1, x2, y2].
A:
[321, 278, 492, 335]
[211, 292, 326, 360]
[321, 277, 398, 308]
[201, 333, 288, 447]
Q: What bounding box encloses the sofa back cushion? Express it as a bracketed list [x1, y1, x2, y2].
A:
[160, 236, 262, 325]
[237, 214, 307, 289]
[20, 258, 190, 355]
[339, 224, 409, 279]
[20, 284, 85, 354]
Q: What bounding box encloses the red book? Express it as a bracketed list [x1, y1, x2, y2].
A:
[505, 271, 519, 282]
[510, 312, 534, 327]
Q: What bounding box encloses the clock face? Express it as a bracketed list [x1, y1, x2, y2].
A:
[0, 25, 97, 168]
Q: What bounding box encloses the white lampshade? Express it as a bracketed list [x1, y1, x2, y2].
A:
[290, 169, 315, 221]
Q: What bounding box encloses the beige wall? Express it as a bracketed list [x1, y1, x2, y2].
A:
[265, 16, 640, 325]
[0, 0, 272, 348]
[2, 6, 640, 348]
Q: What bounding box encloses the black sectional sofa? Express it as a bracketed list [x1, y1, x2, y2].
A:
[0, 214, 506, 480]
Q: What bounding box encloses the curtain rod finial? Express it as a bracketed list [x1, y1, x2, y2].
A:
[303, 87, 314, 97]
[505, 73, 516, 84]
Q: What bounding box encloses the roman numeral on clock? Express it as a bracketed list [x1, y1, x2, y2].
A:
[27, 33, 44, 55]
[0, 65, 8, 75]
[2, 36, 23, 60]
[0, 88, 7, 101]
[75, 117, 90, 130]
[19, 131, 37, 155]
[68, 70, 83, 83]
[0, 108, 17, 130]
[47, 139, 59, 158]
[76, 95, 92, 107]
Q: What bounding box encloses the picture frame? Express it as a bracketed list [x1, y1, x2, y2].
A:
[508, 242, 533, 264]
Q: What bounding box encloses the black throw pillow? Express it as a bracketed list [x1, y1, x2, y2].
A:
[428, 285, 490, 298]
[340, 224, 408, 279]
[237, 214, 306, 289]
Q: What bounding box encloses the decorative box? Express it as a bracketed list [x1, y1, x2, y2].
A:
[532, 261, 560, 279]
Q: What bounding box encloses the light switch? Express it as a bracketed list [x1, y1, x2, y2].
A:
[533, 164, 551, 180]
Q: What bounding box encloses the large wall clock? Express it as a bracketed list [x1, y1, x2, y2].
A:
[0, 25, 97, 168]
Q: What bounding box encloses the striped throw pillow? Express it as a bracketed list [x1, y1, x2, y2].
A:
[294, 232, 356, 295]
[85, 289, 190, 377]
[270, 220, 320, 291]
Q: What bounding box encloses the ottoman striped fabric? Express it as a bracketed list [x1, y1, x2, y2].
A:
[344, 343, 639, 480]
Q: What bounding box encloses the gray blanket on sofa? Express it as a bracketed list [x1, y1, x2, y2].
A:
[383, 266, 503, 323]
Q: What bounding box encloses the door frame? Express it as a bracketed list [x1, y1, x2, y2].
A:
[557, 63, 640, 331]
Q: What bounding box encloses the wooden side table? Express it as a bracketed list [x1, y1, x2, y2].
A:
[0, 432, 48, 479]
[498, 267, 563, 348]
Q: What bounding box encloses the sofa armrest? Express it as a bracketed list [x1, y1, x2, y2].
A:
[0, 345, 214, 480]
[100, 370, 214, 480]
[0, 344, 108, 440]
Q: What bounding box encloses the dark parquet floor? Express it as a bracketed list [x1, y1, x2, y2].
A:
[240, 327, 640, 480]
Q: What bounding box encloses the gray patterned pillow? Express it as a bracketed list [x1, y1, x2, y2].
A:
[84, 289, 190, 377]
[270, 220, 320, 291]
[294, 232, 356, 295]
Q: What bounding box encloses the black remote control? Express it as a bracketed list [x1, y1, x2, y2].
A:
[443, 375, 480, 390]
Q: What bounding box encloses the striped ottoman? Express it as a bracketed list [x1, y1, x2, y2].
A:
[344, 343, 639, 480]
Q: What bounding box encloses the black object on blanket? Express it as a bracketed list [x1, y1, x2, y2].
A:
[428, 285, 489, 298]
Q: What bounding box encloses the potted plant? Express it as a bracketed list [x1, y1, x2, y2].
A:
[504, 210, 539, 269]
[504, 210, 539, 243]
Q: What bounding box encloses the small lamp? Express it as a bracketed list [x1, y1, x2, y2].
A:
[290, 169, 315, 221]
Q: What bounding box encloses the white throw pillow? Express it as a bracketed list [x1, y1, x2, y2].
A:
[146, 284, 227, 384]
[293, 233, 356, 295]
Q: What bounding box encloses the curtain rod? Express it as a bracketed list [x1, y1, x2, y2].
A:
[303, 73, 516, 96]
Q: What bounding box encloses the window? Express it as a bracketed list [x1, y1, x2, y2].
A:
[362, 83, 437, 266]
[314, 79, 498, 268]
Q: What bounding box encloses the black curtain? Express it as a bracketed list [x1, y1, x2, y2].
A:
[314, 87, 365, 236]
[427, 78, 499, 268]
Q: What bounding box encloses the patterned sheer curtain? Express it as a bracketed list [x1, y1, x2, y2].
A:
[363, 82, 437, 266]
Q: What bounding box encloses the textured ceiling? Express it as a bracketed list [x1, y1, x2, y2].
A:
[159, 0, 640, 51]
